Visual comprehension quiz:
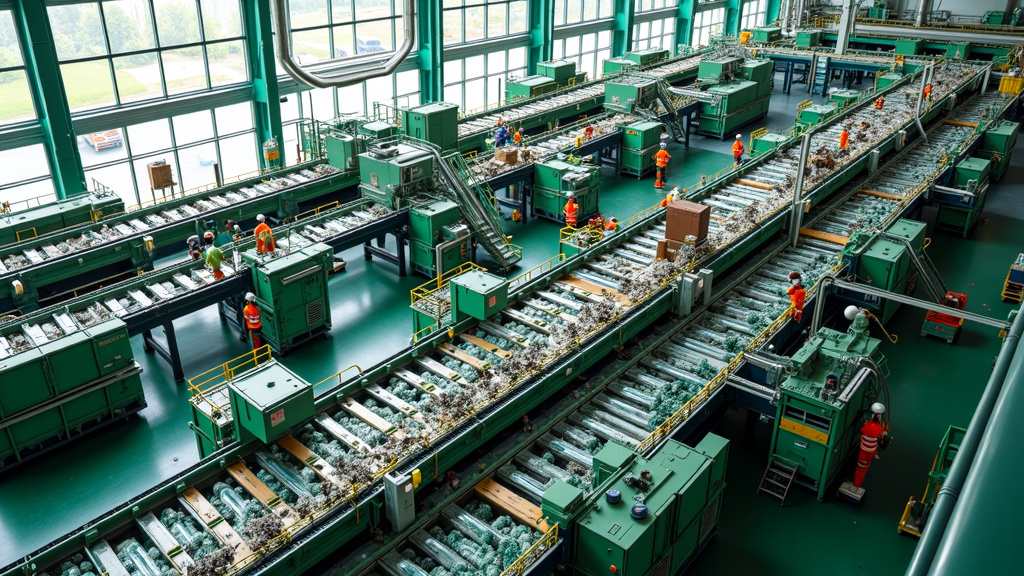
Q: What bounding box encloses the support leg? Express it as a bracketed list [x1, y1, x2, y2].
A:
[164, 320, 184, 382]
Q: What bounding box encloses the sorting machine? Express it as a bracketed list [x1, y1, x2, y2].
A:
[695, 57, 774, 138]
[505, 60, 589, 101]
[2, 59, 1013, 576]
[0, 188, 124, 247]
[0, 161, 355, 314]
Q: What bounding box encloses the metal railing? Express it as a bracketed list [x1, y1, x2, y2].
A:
[508, 254, 566, 292]
[187, 345, 274, 395]
[314, 365, 365, 388]
[500, 523, 560, 576]
[410, 262, 486, 305]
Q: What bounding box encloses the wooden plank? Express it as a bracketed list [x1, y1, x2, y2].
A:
[315, 413, 373, 452]
[180, 488, 253, 558]
[798, 228, 849, 246]
[858, 188, 904, 200]
[89, 541, 132, 576]
[276, 434, 351, 481]
[226, 462, 300, 527]
[734, 178, 774, 190]
[138, 512, 195, 571]
[562, 275, 631, 306]
[459, 333, 513, 359]
[365, 384, 425, 423]
[943, 119, 979, 128]
[438, 342, 492, 372]
[415, 357, 463, 382]
[503, 309, 554, 334]
[341, 398, 400, 435]
[474, 478, 550, 532]
[394, 368, 445, 397]
[553, 281, 607, 304]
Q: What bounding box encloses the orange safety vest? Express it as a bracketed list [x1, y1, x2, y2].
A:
[243, 302, 262, 330]
[564, 200, 578, 226]
[653, 149, 671, 168]
[605, 220, 618, 231]
[732, 140, 744, 158]
[923, 85, 932, 99]
[254, 222, 275, 253]
[860, 420, 884, 452]
[875, 97, 884, 110]
[839, 130, 849, 149]
[787, 284, 806, 310]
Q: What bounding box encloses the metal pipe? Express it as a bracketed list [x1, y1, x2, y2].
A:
[790, 131, 813, 248]
[272, 0, 416, 89]
[981, 63, 992, 93]
[906, 303, 1024, 576]
[914, 65, 930, 143]
[838, 366, 872, 403]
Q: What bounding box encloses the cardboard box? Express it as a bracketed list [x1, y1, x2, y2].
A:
[656, 239, 667, 261]
[147, 162, 176, 190]
[665, 200, 710, 243]
[495, 148, 519, 164]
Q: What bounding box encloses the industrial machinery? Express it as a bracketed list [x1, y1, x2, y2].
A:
[921, 291, 967, 343]
[618, 120, 665, 178]
[506, 60, 587, 101]
[896, 38, 923, 56]
[751, 26, 783, 43]
[761, 311, 887, 503]
[932, 156, 991, 237]
[839, 219, 930, 323]
[243, 243, 334, 354]
[1002, 253, 1024, 303]
[697, 58, 773, 139]
[624, 48, 670, 67]
[603, 57, 638, 75]
[797, 102, 838, 127]
[898, 425, 965, 536]
[3, 59, 1005, 576]
[407, 200, 472, 278]
[401, 103, 460, 152]
[0, 315, 145, 471]
[358, 143, 436, 209]
[532, 159, 600, 223]
[0, 189, 124, 247]
[796, 30, 822, 47]
[978, 119, 1019, 181]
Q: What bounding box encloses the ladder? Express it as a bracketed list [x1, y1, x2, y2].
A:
[757, 458, 798, 506]
[882, 233, 947, 303]
[811, 55, 830, 95]
[654, 79, 688, 143]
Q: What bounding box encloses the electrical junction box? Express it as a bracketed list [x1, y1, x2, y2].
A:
[955, 157, 991, 188]
[603, 58, 638, 75]
[983, 120, 1018, 156]
[624, 48, 669, 67]
[537, 60, 578, 84]
[409, 200, 462, 245]
[895, 38, 922, 55]
[450, 269, 508, 321]
[841, 219, 925, 322]
[401, 102, 459, 151]
[384, 472, 417, 532]
[228, 361, 313, 444]
[751, 26, 782, 43]
[796, 30, 822, 47]
[541, 480, 585, 528]
[887, 218, 927, 253]
[325, 133, 367, 173]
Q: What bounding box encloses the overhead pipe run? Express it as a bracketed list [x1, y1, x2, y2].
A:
[272, 0, 416, 89]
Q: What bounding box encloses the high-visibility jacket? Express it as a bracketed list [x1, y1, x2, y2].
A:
[839, 129, 850, 149]
[205, 246, 224, 270]
[923, 85, 932, 99]
[564, 200, 578, 226]
[254, 222, 275, 253]
[605, 220, 618, 231]
[243, 302, 262, 330]
[787, 284, 806, 310]
[859, 419, 884, 452]
[654, 149, 671, 168]
[875, 97, 884, 110]
[732, 140, 745, 158]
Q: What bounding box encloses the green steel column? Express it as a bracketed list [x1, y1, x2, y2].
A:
[611, 0, 635, 57]
[15, 0, 85, 199]
[726, 0, 742, 34]
[417, 0, 443, 103]
[676, 0, 696, 49]
[246, 0, 283, 171]
[528, 0, 553, 74]
[766, 0, 782, 24]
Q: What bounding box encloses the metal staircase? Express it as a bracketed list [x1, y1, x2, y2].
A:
[757, 457, 798, 506]
[882, 233, 947, 303]
[654, 79, 688, 143]
[811, 55, 830, 95]
[433, 150, 523, 269]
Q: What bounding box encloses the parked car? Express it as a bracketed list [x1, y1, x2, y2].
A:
[82, 129, 123, 152]
[335, 47, 350, 58]
[357, 36, 386, 54]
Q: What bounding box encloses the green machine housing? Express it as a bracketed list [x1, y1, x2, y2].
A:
[0, 191, 124, 247]
[408, 200, 471, 278]
[841, 218, 927, 322]
[401, 103, 459, 151]
[604, 77, 659, 113]
[0, 317, 144, 470]
[624, 48, 669, 67]
[325, 132, 371, 173]
[751, 26, 782, 43]
[551, 435, 730, 576]
[618, 120, 664, 178]
[867, 0, 888, 18]
[979, 120, 1019, 181]
[797, 103, 838, 127]
[935, 157, 992, 237]
[946, 41, 972, 59]
[769, 321, 884, 501]
[228, 361, 314, 445]
[245, 243, 333, 354]
[876, 72, 903, 90]
[506, 75, 559, 101]
[699, 80, 769, 138]
[698, 57, 743, 82]
[603, 58, 638, 75]
[358, 143, 435, 209]
[830, 89, 861, 110]
[796, 30, 822, 47]
[532, 160, 600, 223]
[450, 269, 508, 322]
[752, 132, 789, 155]
[895, 38, 923, 55]
[537, 60, 586, 85]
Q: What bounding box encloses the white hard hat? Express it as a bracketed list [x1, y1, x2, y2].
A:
[566, 191, 575, 198]
[660, 142, 667, 149]
[257, 214, 266, 222]
[844, 305, 861, 320]
[245, 292, 256, 302]
[736, 134, 742, 139]
[871, 403, 886, 414]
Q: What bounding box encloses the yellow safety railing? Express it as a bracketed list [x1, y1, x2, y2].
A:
[500, 523, 560, 576]
[508, 253, 566, 291]
[559, 223, 605, 250]
[749, 126, 768, 152]
[314, 365, 364, 388]
[411, 324, 441, 344]
[797, 99, 813, 112]
[188, 345, 274, 396]
[410, 262, 487, 306]
[15, 227, 37, 242]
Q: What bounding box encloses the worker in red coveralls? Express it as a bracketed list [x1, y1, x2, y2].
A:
[874, 95, 885, 111]
[653, 142, 671, 189]
[788, 272, 807, 322]
[563, 193, 579, 227]
[839, 127, 850, 150]
[732, 134, 745, 166]
[854, 403, 889, 487]
[923, 84, 932, 101]
[584, 125, 595, 140]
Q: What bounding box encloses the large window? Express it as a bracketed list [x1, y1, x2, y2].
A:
[286, 0, 406, 66]
[553, 31, 610, 81]
[79, 102, 259, 206]
[443, 0, 528, 46]
[0, 9, 34, 126]
[741, 0, 768, 29]
[0, 144, 54, 206]
[554, 0, 614, 26]
[634, 0, 678, 10]
[692, 8, 725, 46]
[632, 17, 675, 51]
[45, 0, 247, 113]
[443, 48, 526, 113]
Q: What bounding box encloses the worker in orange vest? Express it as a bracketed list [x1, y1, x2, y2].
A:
[874, 95, 884, 110]
[854, 403, 889, 487]
[563, 193, 579, 227]
[923, 84, 932, 101]
[604, 217, 619, 233]
[732, 134, 745, 166]
[254, 214, 275, 254]
[839, 127, 850, 150]
[513, 127, 522, 145]
[787, 272, 807, 322]
[659, 186, 682, 207]
[242, 292, 263, 349]
[653, 142, 671, 189]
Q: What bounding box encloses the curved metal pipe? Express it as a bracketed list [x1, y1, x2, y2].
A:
[272, 0, 416, 89]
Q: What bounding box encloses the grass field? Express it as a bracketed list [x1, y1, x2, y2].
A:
[0, 60, 151, 122]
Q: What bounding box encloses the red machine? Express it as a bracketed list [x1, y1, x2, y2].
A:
[921, 291, 967, 344]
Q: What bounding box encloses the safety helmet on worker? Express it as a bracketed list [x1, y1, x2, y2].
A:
[660, 142, 667, 149]
[736, 134, 742, 140]
[257, 214, 266, 222]
[871, 403, 886, 414]
[245, 292, 256, 302]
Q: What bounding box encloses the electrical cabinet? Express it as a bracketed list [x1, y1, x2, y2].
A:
[796, 30, 822, 47]
[409, 200, 462, 245]
[401, 103, 459, 151]
[532, 160, 600, 223]
[246, 243, 333, 354]
[228, 362, 313, 444]
[895, 38, 922, 55]
[537, 60, 578, 84]
[358, 144, 435, 209]
[450, 269, 508, 321]
[619, 121, 663, 178]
